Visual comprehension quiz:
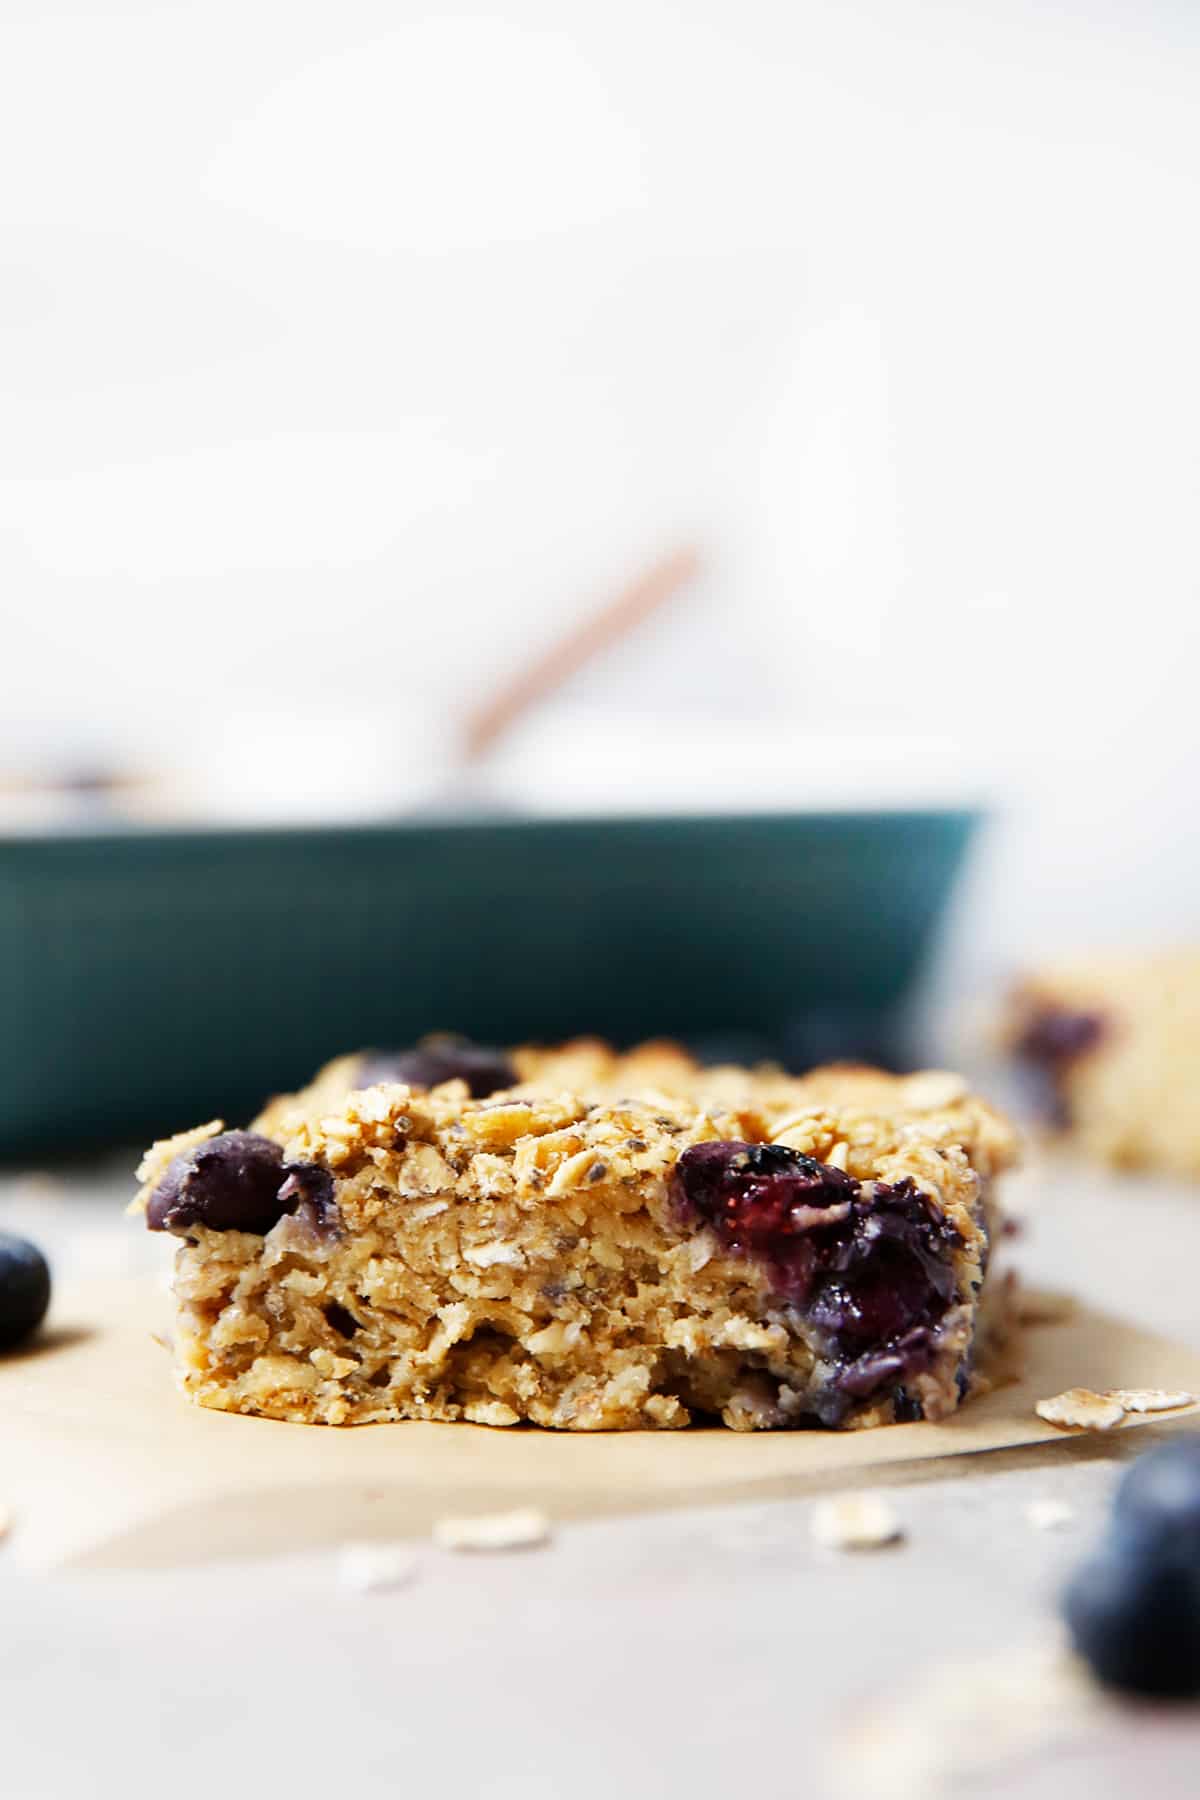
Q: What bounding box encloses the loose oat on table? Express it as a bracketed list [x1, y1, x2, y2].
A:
[432, 1508, 551, 1552]
[1036, 1388, 1126, 1431]
[1025, 1497, 1075, 1531]
[811, 1492, 902, 1550]
[336, 1542, 419, 1593]
[131, 1037, 1019, 1432]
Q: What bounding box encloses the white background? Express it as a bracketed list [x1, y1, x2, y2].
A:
[1, 0, 1197, 975]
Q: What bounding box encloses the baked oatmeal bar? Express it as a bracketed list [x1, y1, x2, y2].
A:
[132, 1039, 1018, 1431]
[1008, 951, 1200, 1178]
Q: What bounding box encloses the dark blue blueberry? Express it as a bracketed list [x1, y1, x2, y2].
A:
[146, 1133, 340, 1237]
[808, 1235, 952, 1347]
[357, 1038, 516, 1099]
[0, 1232, 51, 1350]
[1112, 1436, 1200, 1567]
[147, 1131, 285, 1234]
[1064, 1548, 1200, 1698]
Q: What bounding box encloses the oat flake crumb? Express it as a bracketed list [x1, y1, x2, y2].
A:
[337, 1542, 419, 1593]
[1035, 1388, 1125, 1431]
[811, 1492, 902, 1551]
[1105, 1388, 1198, 1414]
[1025, 1498, 1075, 1531]
[433, 1507, 551, 1552]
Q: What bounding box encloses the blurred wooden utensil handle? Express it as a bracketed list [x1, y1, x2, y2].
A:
[462, 545, 701, 762]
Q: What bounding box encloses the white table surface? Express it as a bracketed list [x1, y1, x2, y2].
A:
[3, 1149, 1200, 1800]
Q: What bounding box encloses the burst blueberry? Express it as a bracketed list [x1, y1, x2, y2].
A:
[671, 1141, 858, 1259]
[672, 1140, 961, 1403]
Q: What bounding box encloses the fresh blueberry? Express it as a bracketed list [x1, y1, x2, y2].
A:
[0, 1232, 51, 1350]
[1112, 1436, 1200, 1566]
[1064, 1548, 1200, 1698]
[357, 1038, 516, 1099]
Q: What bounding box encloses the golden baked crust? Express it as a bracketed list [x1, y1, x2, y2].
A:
[134, 1041, 1018, 1431]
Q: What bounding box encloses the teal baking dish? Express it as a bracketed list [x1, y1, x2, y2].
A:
[0, 811, 977, 1154]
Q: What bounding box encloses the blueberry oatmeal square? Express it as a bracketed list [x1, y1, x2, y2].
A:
[1007, 950, 1200, 1177]
[132, 1040, 1018, 1430]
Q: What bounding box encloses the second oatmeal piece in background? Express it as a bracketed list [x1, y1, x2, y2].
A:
[1007, 950, 1200, 1178]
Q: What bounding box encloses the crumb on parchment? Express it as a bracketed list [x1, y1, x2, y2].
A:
[1036, 1386, 1199, 1431]
[432, 1507, 552, 1551]
[1107, 1388, 1198, 1414]
[1036, 1389, 1126, 1431]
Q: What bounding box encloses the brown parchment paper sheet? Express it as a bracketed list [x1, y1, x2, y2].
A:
[3, 1278, 1199, 1571]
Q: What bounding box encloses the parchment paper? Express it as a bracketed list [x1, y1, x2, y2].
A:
[4, 1277, 1199, 1571]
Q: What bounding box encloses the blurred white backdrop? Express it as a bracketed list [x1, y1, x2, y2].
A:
[1, 0, 1197, 977]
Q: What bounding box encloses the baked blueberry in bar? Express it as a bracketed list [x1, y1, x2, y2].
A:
[132, 1040, 1018, 1430]
[1008, 951, 1200, 1178]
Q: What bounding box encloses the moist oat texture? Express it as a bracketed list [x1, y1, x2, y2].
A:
[133, 1041, 1018, 1431]
[1008, 950, 1200, 1178]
